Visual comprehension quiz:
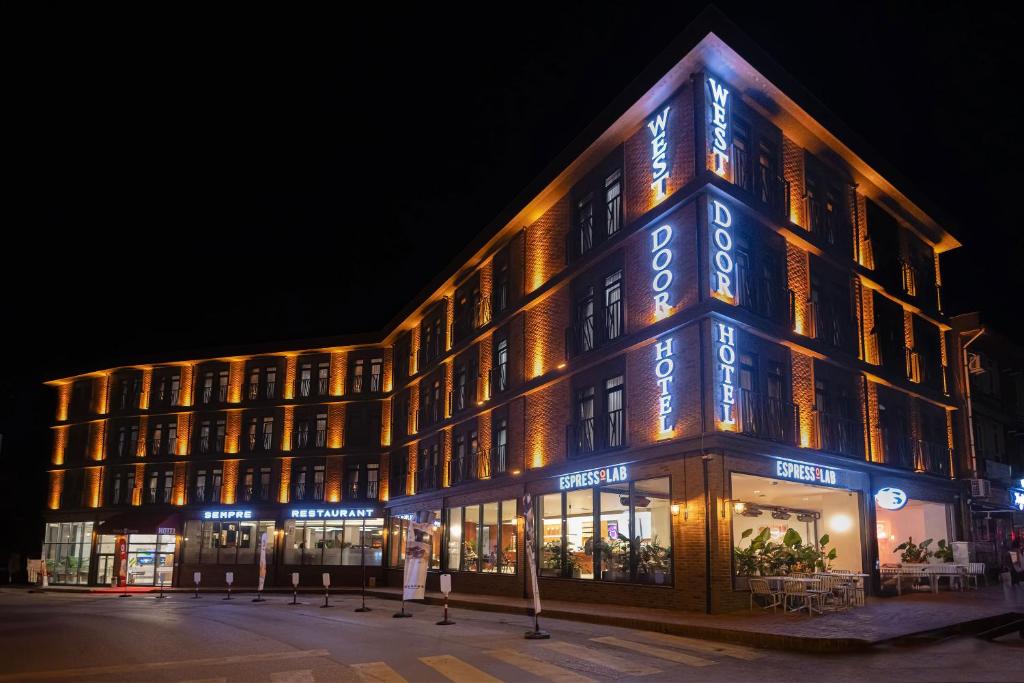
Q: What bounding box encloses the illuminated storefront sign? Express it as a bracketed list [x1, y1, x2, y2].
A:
[202, 509, 253, 520]
[647, 106, 671, 198]
[651, 223, 674, 319]
[775, 459, 839, 486]
[714, 321, 737, 428]
[875, 487, 908, 511]
[655, 337, 675, 433]
[559, 464, 629, 491]
[290, 507, 377, 519]
[1011, 487, 1024, 512]
[709, 199, 735, 303]
[706, 75, 731, 177]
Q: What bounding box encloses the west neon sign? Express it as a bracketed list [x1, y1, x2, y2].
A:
[202, 509, 253, 520]
[651, 224, 674, 319]
[647, 106, 671, 198]
[289, 507, 377, 519]
[559, 464, 629, 491]
[655, 337, 675, 433]
[706, 75, 731, 177]
[709, 199, 735, 304]
[714, 321, 737, 428]
[775, 459, 839, 487]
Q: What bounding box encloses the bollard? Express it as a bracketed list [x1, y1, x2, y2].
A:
[436, 574, 454, 625]
[320, 572, 332, 608]
[223, 571, 234, 600]
[192, 572, 201, 599]
[156, 576, 167, 599]
[289, 572, 300, 606]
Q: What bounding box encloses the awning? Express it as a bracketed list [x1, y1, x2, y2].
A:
[96, 510, 181, 535]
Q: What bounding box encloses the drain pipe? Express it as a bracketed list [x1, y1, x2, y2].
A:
[960, 328, 984, 476]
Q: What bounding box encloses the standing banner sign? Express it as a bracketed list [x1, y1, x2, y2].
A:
[117, 537, 128, 587]
[257, 532, 268, 593]
[402, 521, 433, 601]
[523, 493, 542, 616]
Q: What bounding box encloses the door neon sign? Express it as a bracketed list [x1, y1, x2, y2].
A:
[709, 198, 735, 304]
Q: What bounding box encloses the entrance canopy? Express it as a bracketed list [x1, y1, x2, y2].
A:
[96, 510, 181, 535]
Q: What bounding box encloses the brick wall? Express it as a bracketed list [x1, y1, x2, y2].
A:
[525, 381, 569, 469]
[791, 351, 815, 448]
[786, 242, 810, 336]
[524, 288, 570, 381]
[782, 136, 805, 227]
[525, 196, 569, 294]
[626, 201, 699, 333]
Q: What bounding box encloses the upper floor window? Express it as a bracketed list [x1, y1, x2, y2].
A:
[299, 363, 313, 397]
[604, 271, 623, 341]
[577, 196, 594, 256]
[494, 259, 509, 316]
[492, 418, 508, 475]
[572, 373, 625, 456]
[317, 362, 330, 395]
[218, 370, 229, 402]
[352, 360, 364, 393]
[370, 358, 383, 392]
[495, 339, 509, 393]
[202, 372, 216, 405]
[605, 170, 622, 237]
[454, 363, 468, 412]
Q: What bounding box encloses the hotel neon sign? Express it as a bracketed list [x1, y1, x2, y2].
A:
[714, 321, 737, 429]
[706, 75, 731, 177]
[655, 337, 675, 433]
[647, 106, 671, 198]
[709, 199, 735, 304]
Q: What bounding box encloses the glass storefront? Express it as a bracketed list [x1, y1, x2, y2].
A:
[42, 522, 93, 585]
[730, 472, 863, 577]
[283, 518, 383, 566]
[182, 519, 276, 566]
[446, 500, 517, 574]
[389, 511, 440, 569]
[538, 478, 671, 584]
[876, 498, 952, 563]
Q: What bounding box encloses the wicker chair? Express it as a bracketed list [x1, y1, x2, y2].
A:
[749, 578, 782, 612]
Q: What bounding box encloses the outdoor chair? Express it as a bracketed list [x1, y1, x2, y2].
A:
[830, 569, 865, 606]
[966, 562, 985, 590]
[817, 574, 850, 611]
[749, 578, 782, 612]
[783, 580, 824, 616]
[925, 564, 961, 591]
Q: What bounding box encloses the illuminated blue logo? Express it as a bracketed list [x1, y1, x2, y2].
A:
[875, 487, 908, 511]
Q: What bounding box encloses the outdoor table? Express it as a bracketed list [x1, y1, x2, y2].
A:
[881, 566, 928, 596]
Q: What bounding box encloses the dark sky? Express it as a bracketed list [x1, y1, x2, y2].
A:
[4, 3, 1022, 555]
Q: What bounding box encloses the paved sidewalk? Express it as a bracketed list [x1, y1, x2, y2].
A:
[23, 582, 1024, 652]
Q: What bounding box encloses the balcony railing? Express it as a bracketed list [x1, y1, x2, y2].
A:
[194, 486, 206, 503]
[568, 409, 625, 457]
[312, 481, 325, 501]
[913, 439, 951, 477]
[450, 449, 479, 485]
[737, 274, 779, 320]
[566, 302, 623, 358]
[318, 377, 329, 395]
[490, 444, 507, 475]
[248, 382, 259, 400]
[202, 386, 214, 404]
[293, 482, 307, 501]
[737, 389, 800, 445]
[299, 378, 311, 397]
[814, 411, 862, 458]
[417, 465, 441, 492]
[805, 196, 837, 246]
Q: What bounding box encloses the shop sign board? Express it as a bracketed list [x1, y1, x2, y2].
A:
[558, 463, 629, 491]
[875, 487, 908, 511]
[202, 509, 253, 520]
[289, 507, 377, 519]
[775, 458, 839, 486]
[1011, 488, 1024, 512]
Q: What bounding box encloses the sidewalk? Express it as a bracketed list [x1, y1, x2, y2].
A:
[24, 583, 1024, 652]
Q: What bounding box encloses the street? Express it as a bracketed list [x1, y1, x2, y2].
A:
[0, 590, 1020, 683]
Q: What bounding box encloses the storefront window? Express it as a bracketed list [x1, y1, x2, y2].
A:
[42, 521, 93, 585]
[876, 498, 952, 563]
[730, 472, 862, 577]
[182, 519, 275, 566]
[444, 501, 517, 574]
[538, 477, 672, 584]
[447, 507, 462, 571]
[388, 512, 441, 569]
[281, 519, 382, 566]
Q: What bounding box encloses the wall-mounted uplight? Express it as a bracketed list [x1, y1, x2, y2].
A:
[670, 504, 680, 516]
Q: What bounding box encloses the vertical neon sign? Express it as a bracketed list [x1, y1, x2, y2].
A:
[706, 75, 731, 178]
[648, 106, 671, 198]
[715, 321, 737, 429]
[709, 198, 735, 304]
[651, 224, 674, 320]
[655, 338, 675, 433]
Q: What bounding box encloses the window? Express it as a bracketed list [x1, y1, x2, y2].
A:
[194, 469, 207, 503]
[603, 271, 622, 341]
[367, 464, 379, 500]
[418, 443, 440, 492]
[390, 452, 408, 497]
[576, 386, 596, 454]
[293, 465, 308, 501]
[41, 521, 94, 585]
[199, 421, 211, 454]
[370, 358, 383, 392]
[211, 469, 222, 502]
[388, 512, 441, 570]
[147, 470, 159, 504]
[494, 253, 510, 315]
[604, 170, 622, 236]
[606, 376, 624, 448]
[495, 338, 509, 393]
[202, 372, 215, 404]
[577, 196, 594, 255]
[538, 478, 671, 584]
[248, 369, 260, 400]
[446, 500, 517, 574]
[299, 363, 312, 397]
[577, 287, 595, 354]
[455, 363, 468, 412]
[218, 370, 229, 402]
[315, 413, 327, 448]
[492, 418, 508, 475]
[169, 374, 181, 406]
[161, 470, 173, 503]
[110, 472, 123, 505]
[313, 465, 325, 501]
[264, 367, 277, 399]
[182, 519, 277, 567]
[352, 360, 364, 393]
[318, 362, 330, 395]
[262, 416, 274, 451]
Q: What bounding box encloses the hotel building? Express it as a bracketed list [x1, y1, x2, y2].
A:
[41, 17, 969, 611]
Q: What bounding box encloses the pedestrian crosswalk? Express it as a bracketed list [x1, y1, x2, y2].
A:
[169, 629, 762, 683]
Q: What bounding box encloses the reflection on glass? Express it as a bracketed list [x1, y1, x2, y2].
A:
[447, 508, 462, 571]
[464, 505, 480, 572]
[634, 477, 671, 585]
[501, 499, 517, 574]
[565, 489, 594, 579]
[481, 503, 498, 572]
[599, 487, 630, 582]
[539, 493, 563, 577]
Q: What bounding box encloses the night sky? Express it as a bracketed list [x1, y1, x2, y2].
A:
[4, 3, 1021, 558]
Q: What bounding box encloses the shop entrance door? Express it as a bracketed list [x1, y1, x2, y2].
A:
[96, 555, 115, 586]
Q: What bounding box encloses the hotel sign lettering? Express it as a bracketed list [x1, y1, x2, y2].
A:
[655, 337, 675, 433]
[647, 106, 671, 198]
[559, 464, 629, 491]
[709, 199, 736, 304]
[651, 223, 675, 319]
[290, 507, 378, 519]
[775, 459, 839, 487]
[706, 75, 731, 177]
[714, 321, 737, 428]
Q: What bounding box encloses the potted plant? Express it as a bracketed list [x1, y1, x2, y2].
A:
[893, 537, 933, 564]
[540, 541, 562, 577]
[932, 539, 954, 563]
[637, 536, 671, 584]
[565, 543, 583, 578]
[595, 537, 631, 581]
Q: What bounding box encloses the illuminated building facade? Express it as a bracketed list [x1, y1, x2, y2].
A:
[42, 19, 970, 610]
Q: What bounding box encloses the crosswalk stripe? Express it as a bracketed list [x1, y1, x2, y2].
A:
[589, 636, 715, 667]
[485, 648, 595, 683]
[270, 670, 315, 683]
[538, 641, 661, 676]
[633, 631, 762, 660]
[351, 662, 409, 683]
[420, 655, 504, 683]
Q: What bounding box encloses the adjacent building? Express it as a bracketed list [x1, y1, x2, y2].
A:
[41, 17, 974, 611]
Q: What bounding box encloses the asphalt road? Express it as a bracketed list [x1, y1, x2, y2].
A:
[0, 589, 1020, 683]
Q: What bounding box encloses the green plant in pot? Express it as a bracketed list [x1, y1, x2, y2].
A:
[893, 537, 933, 563]
[637, 536, 671, 584]
[932, 539, 954, 563]
[540, 540, 563, 576]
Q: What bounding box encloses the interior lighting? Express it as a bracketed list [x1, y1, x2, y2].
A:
[828, 514, 853, 533]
